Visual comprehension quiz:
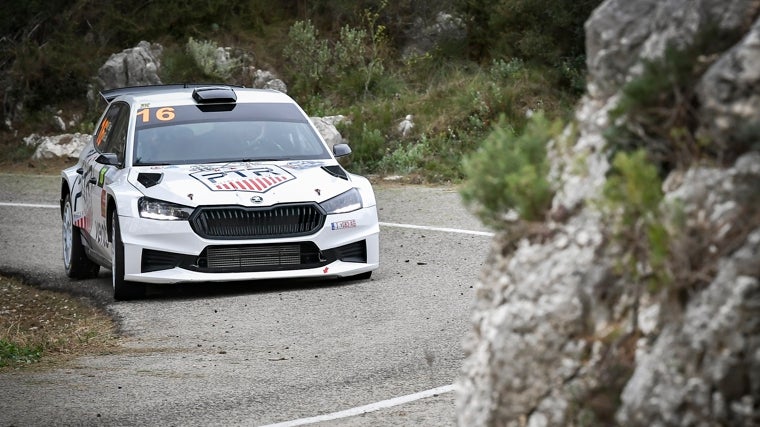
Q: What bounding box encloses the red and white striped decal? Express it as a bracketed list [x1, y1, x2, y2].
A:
[215, 175, 289, 191]
[192, 165, 295, 193]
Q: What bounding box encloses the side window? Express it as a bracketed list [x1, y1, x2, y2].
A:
[95, 102, 130, 164]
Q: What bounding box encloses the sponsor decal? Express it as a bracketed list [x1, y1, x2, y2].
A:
[323, 267, 329, 274]
[97, 167, 108, 187]
[284, 160, 325, 170]
[73, 214, 89, 230]
[191, 165, 295, 193]
[331, 219, 357, 230]
[100, 190, 107, 217]
[189, 165, 225, 172]
[95, 221, 108, 247]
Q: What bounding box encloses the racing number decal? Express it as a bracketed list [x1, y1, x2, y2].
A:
[136, 107, 176, 123]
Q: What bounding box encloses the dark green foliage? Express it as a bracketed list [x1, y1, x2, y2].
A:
[1, 0, 289, 123]
[0, 339, 42, 367]
[601, 149, 670, 293]
[461, 113, 560, 227]
[160, 45, 211, 84]
[0, 0, 584, 183]
[454, 0, 601, 91]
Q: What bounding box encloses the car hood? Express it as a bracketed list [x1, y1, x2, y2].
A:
[128, 160, 354, 208]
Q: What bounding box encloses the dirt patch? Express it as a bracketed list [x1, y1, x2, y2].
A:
[0, 275, 120, 371]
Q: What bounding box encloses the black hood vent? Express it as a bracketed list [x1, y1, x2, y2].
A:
[322, 165, 348, 180]
[137, 172, 163, 188]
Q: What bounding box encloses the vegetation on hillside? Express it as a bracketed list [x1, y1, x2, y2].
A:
[0, 0, 600, 184]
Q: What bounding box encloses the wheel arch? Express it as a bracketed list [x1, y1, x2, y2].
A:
[107, 195, 118, 243]
[60, 178, 70, 219]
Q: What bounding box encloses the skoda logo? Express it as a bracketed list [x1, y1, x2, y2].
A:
[251, 196, 264, 204]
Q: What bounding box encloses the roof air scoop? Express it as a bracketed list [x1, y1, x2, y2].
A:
[192, 87, 237, 104]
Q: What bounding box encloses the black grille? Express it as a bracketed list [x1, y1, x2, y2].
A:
[332, 240, 367, 263]
[199, 243, 323, 272]
[190, 204, 325, 240]
[142, 249, 183, 272]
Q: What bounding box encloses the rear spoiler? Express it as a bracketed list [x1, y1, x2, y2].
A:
[99, 83, 244, 103]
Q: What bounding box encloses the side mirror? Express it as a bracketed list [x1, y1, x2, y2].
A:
[332, 143, 352, 158]
[96, 152, 120, 166]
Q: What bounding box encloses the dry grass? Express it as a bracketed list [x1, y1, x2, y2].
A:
[0, 275, 120, 371]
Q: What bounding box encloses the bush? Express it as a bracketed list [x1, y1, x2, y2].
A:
[185, 37, 242, 81]
[0, 339, 42, 367]
[601, 149, 670, 293]
[454, 0, 601, 89]
[283, 4, 388, 103]
[460, 112, 561, 227]
[282, 20, 332, 96]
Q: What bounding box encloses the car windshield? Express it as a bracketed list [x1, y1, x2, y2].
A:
[132, 103, 331, 166]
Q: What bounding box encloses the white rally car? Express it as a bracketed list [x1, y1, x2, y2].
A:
[60, 85, 379, 300]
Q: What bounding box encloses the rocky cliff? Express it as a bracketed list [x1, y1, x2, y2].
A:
[456, 1, 760, 426]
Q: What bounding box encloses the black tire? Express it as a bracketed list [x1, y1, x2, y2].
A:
[62, 194, 100, 279]
[111, 210, 145, 301]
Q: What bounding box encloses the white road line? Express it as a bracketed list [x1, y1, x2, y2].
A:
[380, 221, 494, 237]
[259, 384, 455, 427]
[0, 202, 58, 209]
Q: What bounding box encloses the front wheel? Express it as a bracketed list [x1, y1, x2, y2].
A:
[111, 210, 144, 301]
[62, 194, 100, 279]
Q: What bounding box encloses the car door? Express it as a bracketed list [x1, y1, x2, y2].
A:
[82, 101, 130, 258]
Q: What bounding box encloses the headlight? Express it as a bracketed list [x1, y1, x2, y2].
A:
[320, 188, 363, 214]
[138, 197, 194, 220]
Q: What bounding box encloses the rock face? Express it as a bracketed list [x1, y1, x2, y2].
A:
[95, 41, 163, 91]
[250, 69, 288, 94]
[457, 0, 760, 426]
[310, 115, 349, 150]
[25, 133, 91, 160]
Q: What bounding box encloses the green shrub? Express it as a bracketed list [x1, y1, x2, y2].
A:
[377, 140, 428, 175]
[601, 149, 670, 293]
[283, 2, 388, 103]
[161, 44, 208, 83]
[0, 339, 42, 367]
[461, 112, 560, 227]
[282, 20, 331, 96]
[489, 58, 526, 81]
[343, 124, 387, 172]
[453, 0, 601, 80]
[185, 37, 242, 81]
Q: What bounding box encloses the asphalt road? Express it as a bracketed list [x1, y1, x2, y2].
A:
[0, 173, 493, 426]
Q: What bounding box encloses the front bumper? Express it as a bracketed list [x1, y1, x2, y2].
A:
[118, 206, 379, 284]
